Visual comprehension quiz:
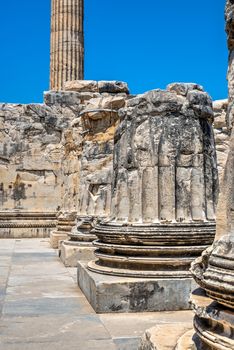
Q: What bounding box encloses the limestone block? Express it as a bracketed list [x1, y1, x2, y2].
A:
[50, 231, 68, 249]
[84, 96, 126, 111]
[98, 81, 129, 94]
[167, 82, 204, 96]
[44, 91, 81, 107]
[64, 80, 98, 92]
[77, 261, 197, 313]
[60, 241, 95, 267]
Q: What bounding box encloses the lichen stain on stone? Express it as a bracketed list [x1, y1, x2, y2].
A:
[129, 283, 164, 311]
[11, 174, 27, 201]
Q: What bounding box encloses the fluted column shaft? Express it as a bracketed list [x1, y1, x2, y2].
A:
[50, 0, 84, 90]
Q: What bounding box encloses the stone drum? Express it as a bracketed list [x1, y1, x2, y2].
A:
[88, 83, 218, 278]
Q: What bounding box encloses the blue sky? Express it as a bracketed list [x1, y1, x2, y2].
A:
[0, 0, 228, 103]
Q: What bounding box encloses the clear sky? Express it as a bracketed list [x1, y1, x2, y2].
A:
[0, 0, 228, 104]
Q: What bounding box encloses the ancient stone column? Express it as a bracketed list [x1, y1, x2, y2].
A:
[50, 0, 84, 91]
[174, 3, 234, 348]
[77, 83, 218, 313]
[88, 83, 218, 279]
[59, 81, 129, 266]
[50, 127, 81, 249]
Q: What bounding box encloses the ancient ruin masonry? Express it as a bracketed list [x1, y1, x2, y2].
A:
[149, 2, 234, 348]
[0, 103, 78, 238]
[58, 80, 130, 266]
[77, 83, 218, 313]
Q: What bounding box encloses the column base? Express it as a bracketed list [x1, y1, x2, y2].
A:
[188, 288, 234, 350]
[50, 231, 68, 249]
[77, 261, 197, 313]
[175, 330, 201, 350]
[59, 240, 95, 267]
[139, 327, 195, 350]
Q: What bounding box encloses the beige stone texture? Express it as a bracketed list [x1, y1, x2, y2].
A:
[0, 103, 78, 237]
[50, 0, 84, 90]
[50, 231, 69, 249]
[173, 6, 234, 350]
[213, 99, 229, 182]
[89, 84, 218, 280]
[59, 90, 127, 265]
[64, 80, 98, 93]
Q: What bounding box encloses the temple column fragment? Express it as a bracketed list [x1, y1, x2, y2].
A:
[50, 0, 84, 90]
[77, 83, 218, 313]
[59, 81, 129, 266]
[174, 3, 234, 349]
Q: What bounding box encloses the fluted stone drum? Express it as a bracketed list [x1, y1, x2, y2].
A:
[60, 88, 126, 266]
[175, 235, 234, 350]
[50, 0, 84, 90]
[88, 83, 218, 278]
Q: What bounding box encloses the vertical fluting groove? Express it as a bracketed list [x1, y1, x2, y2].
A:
[61, 0, 66, 88]
[53, 0, 56, 89]
[50, 0, 84, 90]
[67, 0, 72, 81]
[72, 0, 77, 81]
[54, 0, 59, 89]
[70, 0, 73, 82]
[52, 0, 56, 86]
[50, 0, 53, 88]
[80, 0, 84, 77]
[50, 0, 55, 89]
[58, 0, 62, 89]
[64, 0, 69, 84]
[72, 0, 75, 81]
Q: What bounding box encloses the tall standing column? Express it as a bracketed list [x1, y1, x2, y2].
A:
[50, 0, 84, 91]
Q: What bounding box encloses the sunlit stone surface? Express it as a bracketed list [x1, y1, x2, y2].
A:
[50, 0, 84, 90]
[59, 81, 129, 265]
[174, 3, 234, 349]
[88, 83, 218, 278]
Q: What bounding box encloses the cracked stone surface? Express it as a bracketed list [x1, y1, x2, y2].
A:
[0, 238, 193, 350]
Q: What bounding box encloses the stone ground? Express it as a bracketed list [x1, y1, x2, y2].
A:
[0, 239, 193, 350]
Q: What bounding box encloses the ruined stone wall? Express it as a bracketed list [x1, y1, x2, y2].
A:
[0, 102, 77, 237]
[46, 80, 130, 248]
[0, 82, 227, 240]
